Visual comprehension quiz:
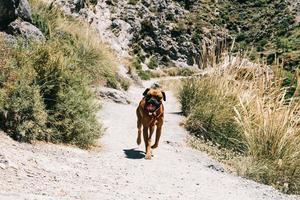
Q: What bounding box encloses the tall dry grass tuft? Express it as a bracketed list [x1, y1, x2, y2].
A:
[30, 0, 120, 88]
[180, 64, 251, 152]
[180, 53, 300, 193]
[235, 73, 300, 193]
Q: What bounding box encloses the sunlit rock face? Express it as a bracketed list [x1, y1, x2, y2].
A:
[0, 0, 44, 41]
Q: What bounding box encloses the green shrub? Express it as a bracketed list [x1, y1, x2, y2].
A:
[0, 1, 121, 148]
[131, 56, 152, 80]
[180, 77, 245, 152]
[0, 40, 48, 142]
[137, 70, 152, 80]
[48, 71, 101, 148]
[1, 83, 48, 142]
[119, 77, 131, 91]
[32, 12, 51, 38]
[179, 78, 200, 116]
[30, 44, 102, 147]
[148, 56, 158, 69]
[104, 72, 119, 89]
[132, 56, 142, 70]
[161, 67, 196, 77]
[0, 39, 102, 147]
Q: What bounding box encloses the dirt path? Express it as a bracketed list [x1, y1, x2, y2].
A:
[0, 79, 299, 200]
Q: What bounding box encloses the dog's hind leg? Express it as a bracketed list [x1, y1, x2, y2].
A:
[136, 119, 142, 145]
[136, 108, 142, 145]
[136, 121, 142, 145]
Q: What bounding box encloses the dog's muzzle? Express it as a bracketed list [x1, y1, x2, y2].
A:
[145, 97, 161, 113]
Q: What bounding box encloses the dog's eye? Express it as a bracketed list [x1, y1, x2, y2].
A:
[156, 96, 162, 100]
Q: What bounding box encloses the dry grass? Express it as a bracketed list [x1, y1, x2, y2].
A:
[30, 0, 121, 88]
[55, 18, 118, 81]
[234, 75, 300, 193]
[158, 78, 183, 94]
[179, 55, 300, 194]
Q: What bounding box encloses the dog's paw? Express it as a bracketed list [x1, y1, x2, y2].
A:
[136, 137, 141, 145]
[145, 154, 152, 160]
[151, 144, 158, 149]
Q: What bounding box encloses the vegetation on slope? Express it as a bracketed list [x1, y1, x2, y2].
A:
[174, 0, 300, 194]
[179, 59, 300, 194]
[129, 0, 299, 71]
[0, 0, 121, 148]
[180, 76, 245, 152]
[190, 0, 300, 69]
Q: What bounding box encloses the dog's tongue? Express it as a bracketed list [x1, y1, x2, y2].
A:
[147, 104, 156, 111]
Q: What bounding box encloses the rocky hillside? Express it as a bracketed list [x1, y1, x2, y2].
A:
[50, 0, 299, 70]
[51, 0, 227, 69]
[1, 0, 299, 75]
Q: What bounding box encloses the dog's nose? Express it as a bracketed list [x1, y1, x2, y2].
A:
[149, 98, 160, 105]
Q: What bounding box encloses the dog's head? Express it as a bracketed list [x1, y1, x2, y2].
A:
[143, 88, 166, 112]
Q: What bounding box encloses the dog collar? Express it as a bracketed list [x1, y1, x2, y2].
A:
[148, 107, 163, 127]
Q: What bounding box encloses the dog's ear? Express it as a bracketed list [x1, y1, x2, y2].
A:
[162, 91, 166, 101]
[143, 88, 150, 96]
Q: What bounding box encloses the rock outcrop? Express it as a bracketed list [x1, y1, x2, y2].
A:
[102, 0, 226, 68]
[51, 0, 226, 68]
[6, 19, 45, 41]
[17, 0, 33, 23]
[0, 0, 44, 41]
[96, 87, 131, 104]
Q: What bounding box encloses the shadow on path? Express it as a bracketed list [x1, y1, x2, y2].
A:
[167, 111, 183, 115]
[123, 148, 145, 159]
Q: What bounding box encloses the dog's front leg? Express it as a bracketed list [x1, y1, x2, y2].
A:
[143, 127, 151, 159]
[152, 119, 163, 149]
[145, 125, 155, 160]
[146, 126, 155, 159]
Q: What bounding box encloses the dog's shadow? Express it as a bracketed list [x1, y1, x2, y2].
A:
[123, 148, 145, 159]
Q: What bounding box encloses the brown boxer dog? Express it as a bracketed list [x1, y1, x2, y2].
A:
[136, 84, 166, 160]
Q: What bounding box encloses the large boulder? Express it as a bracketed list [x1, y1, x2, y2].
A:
[96, 87, 130, 104]
[6, 19, 45, 41]
[0, 0, 32, 30]
[0, 0, 18, 30]
[17, 0, 33, 23]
